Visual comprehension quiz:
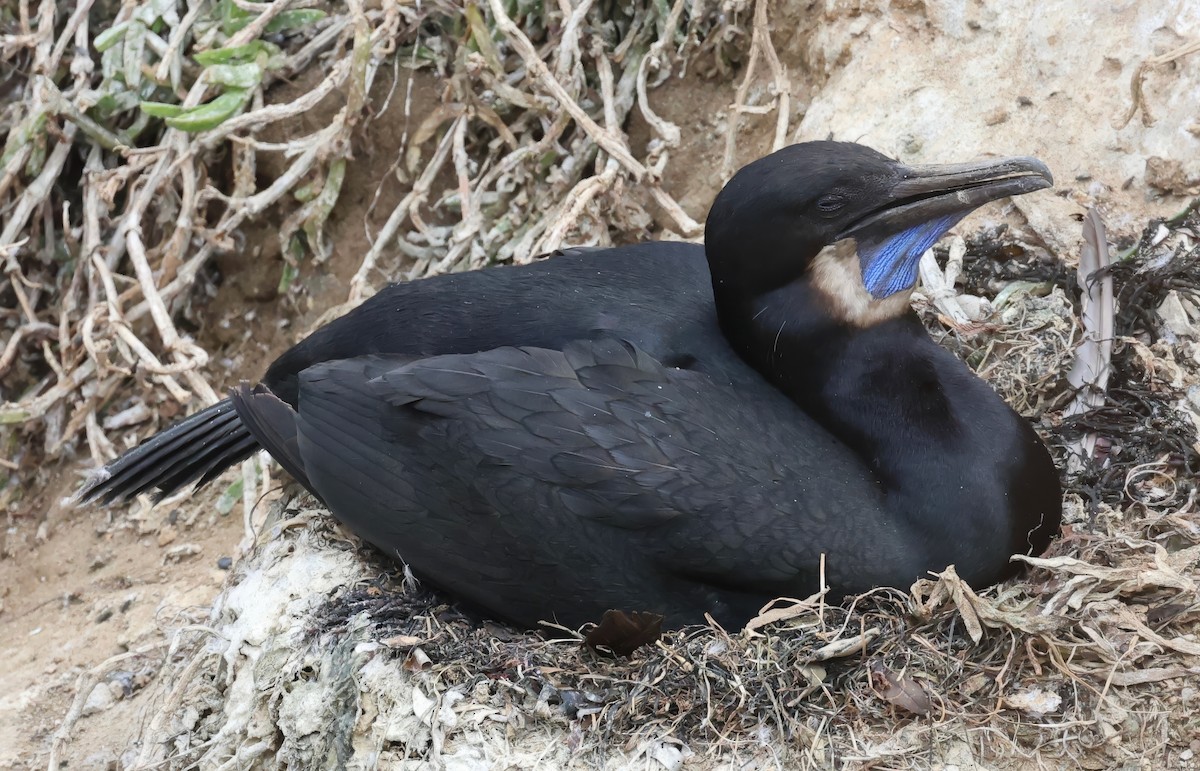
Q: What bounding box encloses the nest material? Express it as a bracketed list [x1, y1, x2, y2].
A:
[106, 485, 1200, 769]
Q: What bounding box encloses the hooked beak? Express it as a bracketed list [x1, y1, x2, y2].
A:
[841, 155, 1053, 241]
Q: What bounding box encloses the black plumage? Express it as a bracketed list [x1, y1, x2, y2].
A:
[81, 141, 1063, 630]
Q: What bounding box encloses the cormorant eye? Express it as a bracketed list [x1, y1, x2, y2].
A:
[817, 194, 845, 214]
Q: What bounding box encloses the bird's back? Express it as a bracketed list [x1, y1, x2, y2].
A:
[263, 243, 737, 402]
[229, 243, 903, 628]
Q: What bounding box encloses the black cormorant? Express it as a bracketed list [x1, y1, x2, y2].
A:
[80, 141, 1063, 630]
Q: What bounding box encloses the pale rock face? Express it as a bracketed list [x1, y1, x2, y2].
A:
[792, 0, 1200, 254]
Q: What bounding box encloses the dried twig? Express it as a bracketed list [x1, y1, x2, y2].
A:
[1116, 38, 1200, 129]
[721, 0, 790, 182]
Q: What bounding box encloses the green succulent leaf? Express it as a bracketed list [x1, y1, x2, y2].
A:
[164, 88, 250, 132]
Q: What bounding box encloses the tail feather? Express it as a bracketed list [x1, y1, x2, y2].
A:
[150, 432, 260, 499]
[229, 384, 314, 496]
[109, 407, 247, 498]
[78, 398, 259, 504]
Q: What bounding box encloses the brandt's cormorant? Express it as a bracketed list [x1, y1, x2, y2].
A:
[81, 141, 1063, 630]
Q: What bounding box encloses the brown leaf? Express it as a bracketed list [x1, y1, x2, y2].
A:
[744, 596, 821, 634]
[914, 565, 1061, 640]
[870, 662, 932, 715]
[810, 628, 879, 661]
[583, 609, 663, 657]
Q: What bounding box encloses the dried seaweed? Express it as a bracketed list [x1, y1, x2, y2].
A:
[1052, 215, 1200, 516]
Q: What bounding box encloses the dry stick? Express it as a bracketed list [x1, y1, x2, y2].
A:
[0, 241, 36, 325]
[636, 0, 686, 149]
[451, 108, 475, 231]
[129, 645, 219, 771]
[128, 229, 215, 401]
[0, 125, 77, 251]
[87, 258, 129, 372]
[225, 0, 291, 48]
[57, 197, 85, 384]
[344, 0, 377, 131]
[534, 40, 624, 255]
[0, 139, 33, 205]
[0, 322, 56, 377]
[40, 81, 124, 150]
[721, 0, 790, 182]
[596, 36, 620, 134]
[554, 0, 595, 83]
[46, 0, 95, 74]
[349, 121, 457, 302]
[84, 393, 118, 460]
[218, 123, 340, 219]
[200, 57, 353, 149]
[485, 0, 641, 175]
[648, 180, 702, 237]
[753, 0, 790, 152]
[1117, 38, 1200, 129]
[433, 115, 484, 272]
[154, 0, 205, 86]
[281, 13, 352, 74]
[79, 146, 117, 401]
[124, 224, 180, 351]
[30, 0, 55, 68]
[46, 641, 169, 771]
[918, 237, 971, 327]
[536, 163, 621, 254]
[160, 142, 200, 284]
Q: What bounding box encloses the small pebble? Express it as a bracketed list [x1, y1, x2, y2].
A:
[82, 682, 117, 716]
[87, 550, 112, 571]
[96, 608, 113, 623]
[983, 108, 1009, 126]
[157, 525, 178, 547]
[217, 556, 233, 570]
[163, 543, 201, 563]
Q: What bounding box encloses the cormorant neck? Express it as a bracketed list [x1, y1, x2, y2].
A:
[714, 277, 1059, 583]
[712, 275, 907, 413]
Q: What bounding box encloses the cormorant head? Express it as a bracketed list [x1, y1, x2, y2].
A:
[705, 141, 1053, 325]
